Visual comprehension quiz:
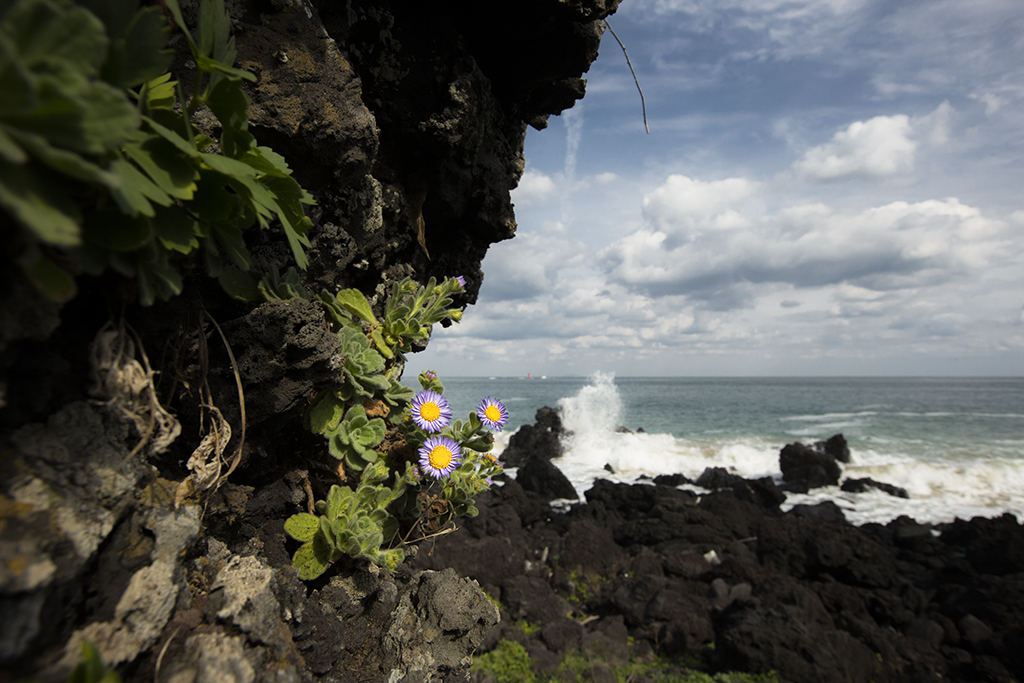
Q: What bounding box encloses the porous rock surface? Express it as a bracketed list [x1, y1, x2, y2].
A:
[0, 0, 621, 680]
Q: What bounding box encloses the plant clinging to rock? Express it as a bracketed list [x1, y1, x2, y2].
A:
[287, 276, 506, 578]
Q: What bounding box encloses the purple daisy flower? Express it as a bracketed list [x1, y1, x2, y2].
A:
[419, 435, 462, 479]
[476, 397, 509, 431]
[410, 390, 452, 432]
[454, 276, 466, 288]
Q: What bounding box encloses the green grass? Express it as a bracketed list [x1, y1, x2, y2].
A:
[473, 639, 780, 683]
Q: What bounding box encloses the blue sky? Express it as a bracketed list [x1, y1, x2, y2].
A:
[407, 0, 1024, 378]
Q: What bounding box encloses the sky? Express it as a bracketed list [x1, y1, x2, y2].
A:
[407, 0, 1024, 378]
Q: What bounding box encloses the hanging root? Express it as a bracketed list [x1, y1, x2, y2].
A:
[89, 320, 182, 465]
[174, 310, 247, 509]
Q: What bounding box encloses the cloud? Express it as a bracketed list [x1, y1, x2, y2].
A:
[601, 173, 1015, 310]
[474, 231, 588, 302]
[913, 101, 953, 146]
[793, 115, 916, 180]
[512, 171, 557, 207]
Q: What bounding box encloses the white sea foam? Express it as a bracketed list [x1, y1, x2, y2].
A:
[502, 373, 1024, 525]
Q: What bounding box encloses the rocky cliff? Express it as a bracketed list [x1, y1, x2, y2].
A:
[0, 1, 621, 681]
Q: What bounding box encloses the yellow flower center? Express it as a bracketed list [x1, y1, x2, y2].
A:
[429, 445, 453, 470]
[484, 405, 502, 422]
[419, 402, 441, 422]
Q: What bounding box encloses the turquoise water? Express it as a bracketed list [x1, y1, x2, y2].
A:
[405, 374, 1024, 524]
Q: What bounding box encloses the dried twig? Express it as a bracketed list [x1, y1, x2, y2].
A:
[603, 19, 650, 134]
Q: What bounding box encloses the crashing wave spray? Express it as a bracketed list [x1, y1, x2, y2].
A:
[558, 371, 622, 435]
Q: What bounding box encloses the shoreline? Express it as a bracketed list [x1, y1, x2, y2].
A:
[416, 472, 1024, 682]
[415, 409, 1024, 682]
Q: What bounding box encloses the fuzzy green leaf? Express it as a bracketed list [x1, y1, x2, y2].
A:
[283, 512, 320, 543]
[334, 288, 378, 325]
[292, 541, 329, 581]
[307, 391, 345, 434]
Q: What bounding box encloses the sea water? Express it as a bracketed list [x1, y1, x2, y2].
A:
[407, 373, 1024, 526]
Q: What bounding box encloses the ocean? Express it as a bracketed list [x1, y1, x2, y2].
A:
[405, 373, 1024, 526]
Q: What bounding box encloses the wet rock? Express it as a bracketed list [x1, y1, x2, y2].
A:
[501, 408, 565, 467]
[779, 440, 843, 489]
[694, 467, 747, 490]
[788, 500, 848, 524]
[517, 457, 578, 501]
[816, 433, 851, 463]
[841, 477, 909, 498]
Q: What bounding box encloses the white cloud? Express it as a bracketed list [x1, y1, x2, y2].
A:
[512, 171, 557, 207]
[476, 231, 587, 302]
[642, 175, 759, 229]
[602, 173, 1015, 309]
[793, 114, 917, 180]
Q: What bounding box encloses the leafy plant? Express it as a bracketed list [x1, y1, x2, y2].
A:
[472, 640, 536, 683]
[70, 640, 121, 683]
[0, 0, 313, 304]
[284, 462, 411, 578]
[285, 277, 505, 576]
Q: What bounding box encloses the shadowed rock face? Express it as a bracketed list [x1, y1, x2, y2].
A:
[0, 1, 620, 681]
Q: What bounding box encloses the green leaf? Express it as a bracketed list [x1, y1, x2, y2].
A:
[81, 207, 152, 251]
[283, 512, 320, 543]
[6, 77, 140, 155]
[0, 159, 81, 246]
[122, 133, 199, 200]
[307, 391, 345, 434]
[199, 151, 258, 178]
[185, 171, 242, 222]
[142, 115, 200, 157]
[197, 0, 234, 65]
[292, 541, 329, 581]
[4, 0, 108, 74]
[205, 76, 252, 157]
[0, 33, 37, 116]
[0, 126, 26, 163]
[245, 146, 292, 177]
[7, 128, 118, 187]
[138, 74, 177, 112]
[195, 53, 255, 82]
[323, 485, 345, 521]
[108, 155, 171, 217]
[151, 205, 198, 253]
[17, 242, 77, 302]
[218, 267, 261, 301]
[334, 288, 378, 325]
[105, 6, 173, 88]
[159, 0, 197, 55]
[210, 219, 249, 269]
